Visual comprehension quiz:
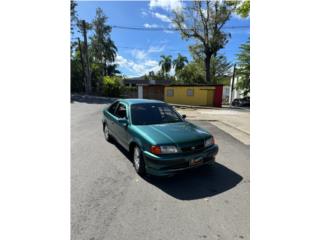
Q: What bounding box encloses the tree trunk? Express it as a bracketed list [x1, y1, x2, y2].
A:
[81, 20, 92, 94]
[204, 53, 212, 83]
[77, 38, 85, 92]
[211, 52, 217, 84]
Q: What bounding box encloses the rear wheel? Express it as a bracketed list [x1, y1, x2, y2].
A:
[133, 146, 146, 176]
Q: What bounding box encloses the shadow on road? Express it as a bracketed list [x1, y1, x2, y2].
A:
[71, 95, 116, 105]
[111, 139, 243, 200]
[145, 163, 243, 200]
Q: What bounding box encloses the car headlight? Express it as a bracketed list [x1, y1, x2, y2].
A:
[204, 137, 214, 147]
[151, 145, 178, 154]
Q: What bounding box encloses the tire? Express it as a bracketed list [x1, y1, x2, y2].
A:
[132, 145, 146, 176]
[103, 123, 112, 142]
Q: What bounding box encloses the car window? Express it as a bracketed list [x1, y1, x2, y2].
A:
[131, 103, 182, 125]
[108, 101, 118, 115]
[114, 103, 127, 119]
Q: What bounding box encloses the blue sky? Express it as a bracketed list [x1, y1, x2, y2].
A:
[74, 0, 250, 77]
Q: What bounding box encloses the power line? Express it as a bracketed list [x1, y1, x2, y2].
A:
[111, 25, 249, 31]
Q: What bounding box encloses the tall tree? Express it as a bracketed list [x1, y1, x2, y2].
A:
[159, 55, 172, 78]
[236, 39, 250, 96]
[189, 43, 231, 83]
[70, 0, 78, 52]
[77, 20, 92, 94]
[70, 0, 77, 35]
[173, 54, 188, 73]
[91, 8, 117, 80]
[173, 0, 238, 83]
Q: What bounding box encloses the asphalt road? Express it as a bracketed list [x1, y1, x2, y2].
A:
[71, 98, 250, 240]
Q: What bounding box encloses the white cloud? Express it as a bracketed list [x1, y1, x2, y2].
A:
[149, 0, 182, 12]
[115, 55, 161, 77]
[163, 29, 175, 34]
[117, 44, 166, 76]
[141, 9, 148, 17]
[143, 23, 159, 28]
[131, 49, 148, 60]
[148, 45, 165, 53]
[152, 12, 172, 23]
[144, 60, 158, 67]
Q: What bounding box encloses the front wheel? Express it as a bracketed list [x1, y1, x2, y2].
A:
[133, 146, 146, 176]
[103, 123, 111, 142]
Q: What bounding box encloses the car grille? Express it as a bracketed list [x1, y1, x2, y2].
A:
[180, 141, 205, 153]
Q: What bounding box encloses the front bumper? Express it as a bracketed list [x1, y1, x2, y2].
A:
[143, 144, 219, 176]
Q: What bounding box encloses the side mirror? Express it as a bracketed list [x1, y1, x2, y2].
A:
[118, 118, 128, 127]
[182, 114, 186, 119]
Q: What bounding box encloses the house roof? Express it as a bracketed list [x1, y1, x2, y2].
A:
[123, 77, 171, 86]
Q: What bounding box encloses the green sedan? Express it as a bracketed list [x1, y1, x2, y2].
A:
[102, 99, 219, 176]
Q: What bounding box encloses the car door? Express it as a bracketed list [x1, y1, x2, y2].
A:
[113, 103, 129, 149]
[103, 101, 119, 136]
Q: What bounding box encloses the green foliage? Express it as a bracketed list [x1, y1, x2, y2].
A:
[71, 47, 84, 93]
[70, 0, 77, 35]
[236, 39, 250, 96]
[71, 6, 120, 94]
[175, 53, 231, 84]
[71, 59, 84, 93]
[176, 60, 206, 84]
[211, 55, 232, 84]
[173, 54, 188, 73]
[91, 8, 117, 64]
[90, 8, 118, 93]
[102, 76, 123, 97]
[236, 0, 250, 18]
[144, 70, 175, 81]
[159, 55, 172, 77]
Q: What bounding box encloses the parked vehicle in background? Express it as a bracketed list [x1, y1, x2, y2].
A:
[231, 97, 250, 107]
[102, 99, 219, 176]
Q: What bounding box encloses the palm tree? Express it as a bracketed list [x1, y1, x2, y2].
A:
[173, 53, 188, 73]
[159, 55, 172, 78]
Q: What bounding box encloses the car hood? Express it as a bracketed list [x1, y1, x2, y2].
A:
[133, 121, 211, 146]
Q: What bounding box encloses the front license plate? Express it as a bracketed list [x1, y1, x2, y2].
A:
[190, 157, 203, 166]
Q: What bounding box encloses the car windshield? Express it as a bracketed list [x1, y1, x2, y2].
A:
[131, 103, 183, 125]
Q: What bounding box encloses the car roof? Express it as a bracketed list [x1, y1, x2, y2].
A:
[118, 98, 164, 105]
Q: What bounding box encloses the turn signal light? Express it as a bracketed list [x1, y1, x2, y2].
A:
[150, 146, 161, 155]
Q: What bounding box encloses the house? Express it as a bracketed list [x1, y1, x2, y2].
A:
[123, 77, 225, 107]
[164, 84, 224, 107]
[123, 77, 171, 101]
[228, 75, 249, 104]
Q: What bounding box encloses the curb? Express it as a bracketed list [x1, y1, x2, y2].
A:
[170, 103, 250, 112]
[213, 120, 250, 135]
[187, 117, 250, 135]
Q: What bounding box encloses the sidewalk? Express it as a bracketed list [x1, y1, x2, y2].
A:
[174, 106, 250, 145]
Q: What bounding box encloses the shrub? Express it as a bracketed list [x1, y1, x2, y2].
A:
[102, 76, 123, 97]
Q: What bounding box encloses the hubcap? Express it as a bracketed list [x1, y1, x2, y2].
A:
[134, 147, 140, 170]
[104, 126, 109, 137]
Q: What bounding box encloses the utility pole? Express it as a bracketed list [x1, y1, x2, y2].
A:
[79, 20, 92, 94]
[230, 64, 236, 105]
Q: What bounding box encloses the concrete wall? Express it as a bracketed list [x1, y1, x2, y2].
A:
[164, 86, 216, 106]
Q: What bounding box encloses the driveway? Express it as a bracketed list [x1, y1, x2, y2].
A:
[71, 98, 250, 240]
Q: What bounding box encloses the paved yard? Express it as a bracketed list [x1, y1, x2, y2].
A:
[175, 106, 250, 145]
[71, 98, 250, 240]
